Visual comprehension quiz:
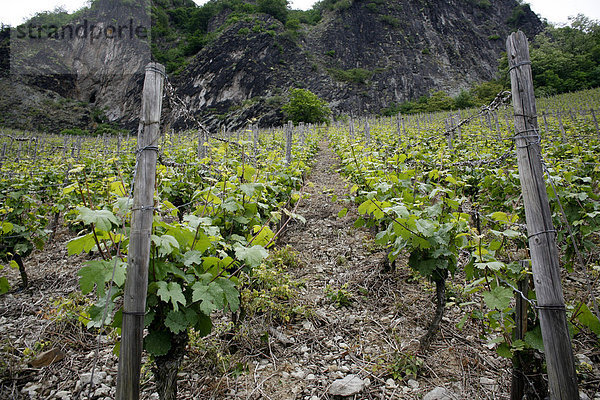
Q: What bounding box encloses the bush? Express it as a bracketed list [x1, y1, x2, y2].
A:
[453, 89, 476, 109]
[380, 15, 400, 28]
[471, 80, 504, 105]
[282, 88, 330, 124]
[328, 67, 373, 84]
[257, 0, 289, 23]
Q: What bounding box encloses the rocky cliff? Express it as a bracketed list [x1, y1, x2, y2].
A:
[0, 0, 543, 133]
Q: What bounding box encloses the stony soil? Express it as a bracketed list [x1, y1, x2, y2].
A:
[1, 140, 599, 400]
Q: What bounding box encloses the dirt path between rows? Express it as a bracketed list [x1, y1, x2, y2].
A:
[224, 140, 513, 400]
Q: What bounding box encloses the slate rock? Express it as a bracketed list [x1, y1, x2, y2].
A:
[423, 386, 454, 400]
[328, 374, 365, 397]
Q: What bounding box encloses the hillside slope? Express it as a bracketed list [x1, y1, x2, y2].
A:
[0, 0, 542, 132]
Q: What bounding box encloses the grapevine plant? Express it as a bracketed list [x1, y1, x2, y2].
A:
[65, 128, 319, 399]
[329, 104, 600, 365]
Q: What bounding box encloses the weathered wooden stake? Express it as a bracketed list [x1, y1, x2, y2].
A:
[0, 143, 6, 170]
[556, 111, 566, 140]
[511, 264, 529, 400]
[198, 129, 208, 160]
[285, 121, 293, 165]
[591, 108, 599, 139]
[541, 111, 549, 137]
[506, 31, 578, 400]
[116, 62, 165, 400]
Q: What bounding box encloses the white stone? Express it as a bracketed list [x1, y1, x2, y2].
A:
[302, 321, 314, 331]
[423, 386, 453, 400]
[291, 370, 306, 379]
[55, 390, 71, 400]
[407, 379, 419, 389]
[576, 354, 593, 367]
[328, 374, 365, 397]
[94, 384, 111, 397]
[580, 391, 591, 400]
[385, 378, 397, 389]
[479, 377, 496, 385]
[80, 372, 102, 386]
[305, 374, 316, 380]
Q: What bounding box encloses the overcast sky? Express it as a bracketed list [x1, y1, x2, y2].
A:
[2, 0, 599, 28]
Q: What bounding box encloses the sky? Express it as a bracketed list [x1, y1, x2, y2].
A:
[2, 0, 600, 28]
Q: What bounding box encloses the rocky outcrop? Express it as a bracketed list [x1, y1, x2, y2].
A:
[173, 0, 542, 130]
[0, 0, 543, 133]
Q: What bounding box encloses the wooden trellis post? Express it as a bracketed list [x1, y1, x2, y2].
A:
[116, 62, 165, 400]
[506, 31, 578, 400]
[591, 108, 599, 139]
[285, 121, 293, 165]
[198, 128, 208, 159]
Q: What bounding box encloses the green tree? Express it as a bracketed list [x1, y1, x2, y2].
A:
[282, 88, 330, 124]
[453, 89, 475, 109]
[257, 0, 289, 23]
[471, 81, 504, 105]
[426, 91, 455, 112]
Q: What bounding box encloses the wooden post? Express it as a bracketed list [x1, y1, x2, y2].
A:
[591, 109, 599, 139]
[116, 62, 165, 400]
[0, 143, 6, 170]
[506, 31, 578, 400]
[198, 129, 208, 160]
[542, 111, 549, 137]
[285, 121, 293, 165]
[455, 114, 462, 140]
[253, 124, 259, 161]
[556, 111, 566, 140]
[511, 263, 529, 400]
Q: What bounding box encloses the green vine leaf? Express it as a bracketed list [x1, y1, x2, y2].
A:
[483, 286, 513, 310]
[67, 233, 96, 255]
[234, 244, 268, 268]
[215, 277, 240, 312]
[145, 330, 171, 356]
[75, 206, 119, 231]
[78, 258, 126, 297]
[156, 281, 186, 312]
[191, 281, 224, 315]
[183, 250, 204, 267]
[151, 234, 180, 256]
[165, 310, 188, 334]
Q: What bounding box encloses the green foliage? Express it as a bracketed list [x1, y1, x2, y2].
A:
[321, 0, 353, 11]
[507, 3, 532, 29]
[324, 283, 353, 307]
[60, 128, 89, 136]
[380, 15, 400, 28]
[453, 89, 476, 109]
[530, 17, 600, 95]
[387, 352, 423, 381]
[0, 184, 50, 291]
[241, 246, 306, 323]
[471, 81, 505, 105]
[257, 0, 289, 23]
[328, 67, 374, 84]
[282, 88, 331, 124]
